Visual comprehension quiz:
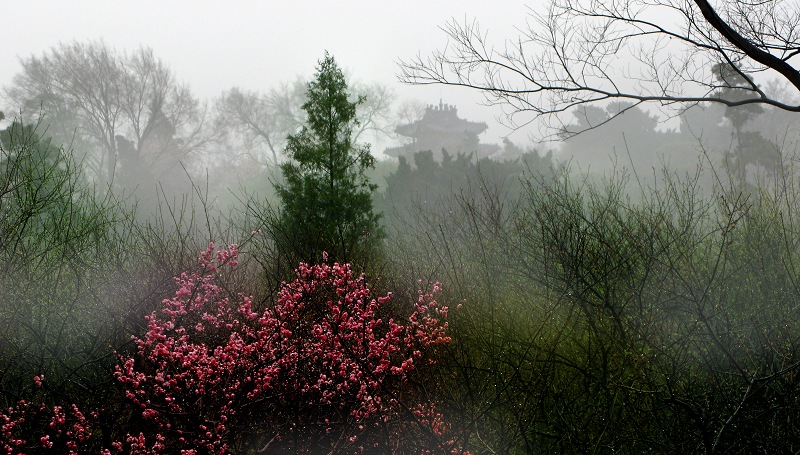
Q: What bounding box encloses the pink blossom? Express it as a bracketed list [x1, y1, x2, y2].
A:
[111, 243, 460, 453]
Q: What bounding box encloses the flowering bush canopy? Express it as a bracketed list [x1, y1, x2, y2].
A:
[0, 378, 93, 454]
[113, 243, 458, 453]
[0, 244, 463, 453]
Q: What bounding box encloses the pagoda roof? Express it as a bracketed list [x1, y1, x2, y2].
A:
[395, 101, 488, 137]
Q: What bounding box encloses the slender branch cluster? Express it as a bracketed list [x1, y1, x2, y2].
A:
[399, 0, 800, 139]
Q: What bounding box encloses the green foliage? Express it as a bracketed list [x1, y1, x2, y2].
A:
[0, 120, 112, 273]
[389, 159, 800, 454]
[275, 53, 383, 264]
[379, 148, 553, 230]
[0, 120, 133, 409]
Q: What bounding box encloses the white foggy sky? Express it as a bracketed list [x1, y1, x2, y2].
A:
[0, 0, 545, 149]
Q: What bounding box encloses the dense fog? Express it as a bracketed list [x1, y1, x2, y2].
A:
[2, 1, 800, 453]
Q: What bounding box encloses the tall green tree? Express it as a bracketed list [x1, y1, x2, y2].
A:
[275, 53, 382, 264]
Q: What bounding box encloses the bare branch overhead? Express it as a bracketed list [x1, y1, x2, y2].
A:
[399, 0, 800, 139]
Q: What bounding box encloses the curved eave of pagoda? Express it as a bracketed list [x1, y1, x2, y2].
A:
[395, 121, 488, 138]
[383, 145, 405, 157]
[394, 123, 419, 137]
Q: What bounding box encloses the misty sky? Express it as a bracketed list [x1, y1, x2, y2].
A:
[1, 0, 543, 148]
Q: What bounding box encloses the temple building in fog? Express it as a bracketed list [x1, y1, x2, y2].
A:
[384, 100, 499, 161]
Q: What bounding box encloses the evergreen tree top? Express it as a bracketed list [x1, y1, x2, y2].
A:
[275, 52, 382, 265]
[303, 52, 361, 139]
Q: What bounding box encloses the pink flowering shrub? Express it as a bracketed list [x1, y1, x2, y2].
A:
[0, 376, 93, 454]
[114, 243, 461, 453]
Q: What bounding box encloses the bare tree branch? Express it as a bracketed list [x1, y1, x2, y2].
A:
[4, 41, 209, 188]
[213, 78, 396, 167]
[399, 0, 800, 140]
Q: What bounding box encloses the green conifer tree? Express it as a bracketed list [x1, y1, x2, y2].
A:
[275, 52, 383, 264]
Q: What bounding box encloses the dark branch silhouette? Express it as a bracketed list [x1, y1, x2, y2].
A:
[399, 0, 800, 139]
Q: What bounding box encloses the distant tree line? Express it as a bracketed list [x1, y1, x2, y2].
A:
[378, 146, 554, 230]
